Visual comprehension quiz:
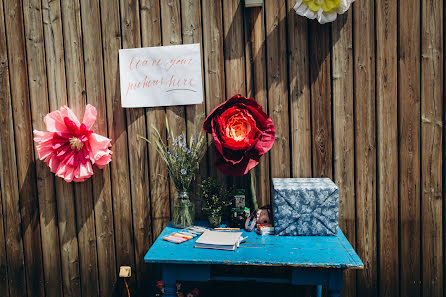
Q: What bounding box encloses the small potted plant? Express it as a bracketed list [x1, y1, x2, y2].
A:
[200, 178, 234, 227]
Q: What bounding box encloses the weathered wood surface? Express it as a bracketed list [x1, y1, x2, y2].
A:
[376, 1, 399, 297]
[100, 0, 133, 295]
[309, 20, 332, 180]
[332, 10, 356, 297]
[265, 0, 290, 179]
[223, 0, 247, 191]
[3, 1, 45, 297]
[287, 2, 311, 180]
[41, 1, 82, 296]
[80, 0, 117, 296]
[0, 1, 444, 297]
[353, 1, 378, 297]
[398, 1, 421, 296]
[160, 0, 185, 218]
[61, 1, 100, 296]
[181, 0, 208, 217]
[118, 0, 140, 293]
[22, 1, 63, 297]
[245, 5, 270, 206]
[0, 1, 26, 297]
[421, 1, 443, 297]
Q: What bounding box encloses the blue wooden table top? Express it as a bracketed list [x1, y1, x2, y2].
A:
[144, 222, 363, 269]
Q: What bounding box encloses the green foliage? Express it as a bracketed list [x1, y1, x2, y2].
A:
[138, 116, 206, 192]
[200, 178, 234, 216]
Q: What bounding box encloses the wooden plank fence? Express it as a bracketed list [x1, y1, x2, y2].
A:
[0, 0, 444, 296]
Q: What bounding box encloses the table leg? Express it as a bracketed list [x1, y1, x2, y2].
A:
[327, 270, 343, 297]
[162, 265, 178, 297]
[163, 284, 177, 297]
[314, 285, 322, 297]
[161, 264, 211, 297]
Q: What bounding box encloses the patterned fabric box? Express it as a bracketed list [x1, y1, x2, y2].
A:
[272, 178, 338, 236]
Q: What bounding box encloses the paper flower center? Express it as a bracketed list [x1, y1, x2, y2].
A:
[303, 0, 341, 12]
[69, 137, 84, 151]
[226, 115, 252, 142]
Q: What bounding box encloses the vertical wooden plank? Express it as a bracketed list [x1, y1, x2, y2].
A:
[118, 0, 140, 291]
[0, 107, 25, 297]
[376, 0, 399, 296]
[201, 0, 226, 183]
[332, 9, 356, 297]
[265, 0, 290, 178]
[160, 0, 185, 219]
[41, 0, 82, 296]
[3, 1, 45, 297]
[100, 0, 136, 294]
[244, 5, 270, 206]
[222, 0, 247, 191]
[41, 1, 82, 296]
[60, 1, 100, 296]
[286, 2, 311, 179]
[79, 0, 117, 296]
[353, 1, 378, 297]
[140, 0, 167, 241]
[181, 0, 208, 216]
[286, 18, 316, 293]
[0, 2, 25, 297]
[398, 0, 421, 296]
[0, 191, 8, 297]
[0, 7, 10, 297]
[138, 0, 162, 295]
[161, 0, 187, 140]
[222, 0, 246, 97]
[308, 21, 332, 179]
[421, 0, 443, 296]
[22, 1, 64, 297]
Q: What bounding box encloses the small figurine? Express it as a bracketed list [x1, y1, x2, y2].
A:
[154, 280, 164, 297]
[245, 206, 272, 231]
[176, 282, 184, 297]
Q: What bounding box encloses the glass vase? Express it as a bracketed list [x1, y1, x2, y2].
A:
[172, 191, 194, 228]
[208, 213, 222, 228]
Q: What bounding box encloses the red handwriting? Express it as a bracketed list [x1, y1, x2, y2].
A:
[125, 76, 164, 97]
[168, 75, 193, 88]
[128, 56, 194, 72]
[125, 75, 194, 98]
[166, 58, 193, 71]
[129, 57, 162, 70]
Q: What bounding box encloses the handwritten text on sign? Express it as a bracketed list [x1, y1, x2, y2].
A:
[119, 44, 203, 108]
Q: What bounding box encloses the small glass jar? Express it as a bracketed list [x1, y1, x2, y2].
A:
[208, 213, 222, 228]
[172, 191, 194, 228]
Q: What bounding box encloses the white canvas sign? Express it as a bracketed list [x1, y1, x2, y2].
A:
[119, 43, 203, 108]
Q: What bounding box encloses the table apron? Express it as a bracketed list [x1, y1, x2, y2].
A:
[161, 264, 343, 287]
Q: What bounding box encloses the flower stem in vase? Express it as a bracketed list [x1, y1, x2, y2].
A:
[248, 170, 258, 210]
[172, 191, 194, 228]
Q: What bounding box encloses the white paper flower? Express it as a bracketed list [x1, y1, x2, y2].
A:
[293, 0, 355, 24]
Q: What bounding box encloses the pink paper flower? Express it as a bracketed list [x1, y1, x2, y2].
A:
[33, 104, 112, 182]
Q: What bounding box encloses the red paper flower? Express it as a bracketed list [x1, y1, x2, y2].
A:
[33, 104, 112, 182]
[203, 94, 275, 176]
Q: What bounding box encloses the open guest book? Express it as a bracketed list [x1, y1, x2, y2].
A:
[194, 230, 244, 251]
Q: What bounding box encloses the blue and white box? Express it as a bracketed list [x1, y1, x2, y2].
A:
[272, 178, 338, 236]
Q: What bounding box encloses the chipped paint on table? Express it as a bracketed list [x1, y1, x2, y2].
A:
[144, 222, 363, 269]
[144, 222, 362, 296]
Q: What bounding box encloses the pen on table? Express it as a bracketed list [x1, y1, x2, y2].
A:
[214, 227, 241, 231]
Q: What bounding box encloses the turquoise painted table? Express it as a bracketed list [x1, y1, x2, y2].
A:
[144, 223, 363, 297]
